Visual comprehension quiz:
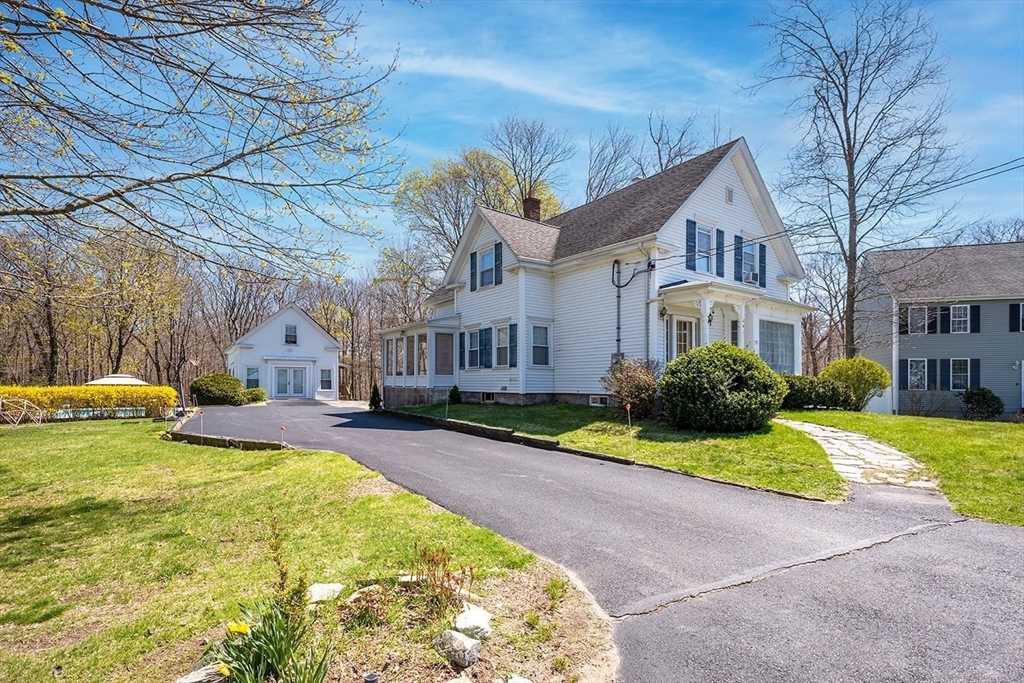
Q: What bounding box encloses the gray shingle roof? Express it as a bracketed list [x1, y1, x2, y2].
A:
[867, 242, 1024, 301]
[546, 139, 739, 260]
[475, 139, 739, 264]
[476, 206, 561, 261]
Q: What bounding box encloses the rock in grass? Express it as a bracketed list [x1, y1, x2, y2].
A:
[433, 629, 481, 668]
[175, 664, 226, 683]
[455, 603, 493, 640]
[307, 583, 343, 603]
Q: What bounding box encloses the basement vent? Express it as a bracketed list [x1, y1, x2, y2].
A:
[589, 395, 610, 407]
[482, 392, 496, 404]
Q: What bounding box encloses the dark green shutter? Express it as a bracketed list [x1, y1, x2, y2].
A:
[898, 359, 909, 390]
[939, 307, 950, 334]
[715, 229, 725, 277]
[758, 244, 767, 288]
[927, 307, 938, 334]
[494, 242, 503, 285]
[940, 359, 951, 391]
[458, 332, 465, 369]
[509, 323, 517, 368]
[898, 307, 908, 335]
[685, 219, 697, 271]
[734, 235, 744, 282]
[1011, 303, 1021, 333]
[969, 305, 981, 333]
[970, 359, 981, 388]
[469, 252, 478, 292]
[927, 359, 937, 390]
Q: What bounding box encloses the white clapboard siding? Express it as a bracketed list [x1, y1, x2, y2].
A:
[524, 267, 555, 393]
[455, 218, 522, 392]
[552, 250, 649, 396]
[658, 154, 790, 301]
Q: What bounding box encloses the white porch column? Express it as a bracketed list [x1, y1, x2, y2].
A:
[732, 303, 747, 348]
[697, 298, 713, 347]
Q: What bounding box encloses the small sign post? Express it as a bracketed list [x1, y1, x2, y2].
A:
[625, 403, 633, 459]
[199, 409, 204, 447]
[280, 426, 285, 448]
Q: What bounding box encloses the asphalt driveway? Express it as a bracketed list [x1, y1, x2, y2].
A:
[178, 401, 1024, 682]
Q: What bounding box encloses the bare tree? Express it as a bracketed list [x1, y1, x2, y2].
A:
[0, 1, 400, 270]
[586, 125, 638, 201]
[757, 0, 964, 358]
[631, 111, 704, 179]
[955, 217, 1024, 244]
[485, 115, 576, 204]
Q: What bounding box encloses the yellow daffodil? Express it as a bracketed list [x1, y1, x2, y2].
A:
[216, 663, 230, 676]
[226, 620, 250, 635]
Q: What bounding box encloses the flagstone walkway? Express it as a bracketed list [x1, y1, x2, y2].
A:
[775, 418, 936, 488]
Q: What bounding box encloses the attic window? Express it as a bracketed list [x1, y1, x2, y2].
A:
[284, 324, 297, 345]
[725, 187, 734, 204]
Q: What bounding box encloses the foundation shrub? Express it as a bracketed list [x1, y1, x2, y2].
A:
[819, 356, 890, 412]
[190, 373, 245, 406]
[601, 358, 661, 418]
[959, 387, 1004, 421]
[659, 341, 786, 433]
[780, 375, 855, 410]
[242, 387, 269, 404]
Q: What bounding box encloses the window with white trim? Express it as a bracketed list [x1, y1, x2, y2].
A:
[696, 226, 713, 273]
[320, 368, 332, 390]
[908, 359, 927, 391]
[284, 324, 298, 345]
[406, 336, 416, 375]
[951, 305, 969, 334]
[742, 242, 756, 278]
[385, 339, 393, 376]
[417, 334, 428, 375]
[479, 248, 495, 287]
[532, 325, 550, 366]
[759, 320, 795, 374]
[395, 337, 404, 376]
[468, 331, 480, 368]
[908, 306, 927, 335]
[496, 325, 509, 367]
[951, 358, 969, 391]
[245, 367, 260, 389]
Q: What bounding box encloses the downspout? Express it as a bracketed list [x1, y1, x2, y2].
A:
[639, 242, 652, 360]
[613, 260, 622, 355]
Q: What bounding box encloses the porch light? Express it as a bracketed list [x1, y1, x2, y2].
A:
[659, 307, 668, 319]
[707, 309, 715, 325]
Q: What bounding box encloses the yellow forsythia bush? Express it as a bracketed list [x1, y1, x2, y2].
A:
[0, 385, 178, 419]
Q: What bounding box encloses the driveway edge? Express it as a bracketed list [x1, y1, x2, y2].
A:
[381, 409, 829, 502]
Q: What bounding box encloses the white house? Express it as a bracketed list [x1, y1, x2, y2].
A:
[223, 303, 343, 401]
[381, 138, 813, 407]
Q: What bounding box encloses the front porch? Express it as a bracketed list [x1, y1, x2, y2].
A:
[380, 316, 460, 408]
[656, 280, 813, 374]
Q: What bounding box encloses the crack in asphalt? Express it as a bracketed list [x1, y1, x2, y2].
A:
[611, 518, 965, 620]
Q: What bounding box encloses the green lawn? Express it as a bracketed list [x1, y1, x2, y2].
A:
[784, 410, 1024, 526]
[407, 403, 845, 500]
[0, 421, 532, 683]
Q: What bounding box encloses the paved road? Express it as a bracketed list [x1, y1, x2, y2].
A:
[180, 401, 1024, 682]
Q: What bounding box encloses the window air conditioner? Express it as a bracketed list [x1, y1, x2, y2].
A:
[744, 272, 760, 284]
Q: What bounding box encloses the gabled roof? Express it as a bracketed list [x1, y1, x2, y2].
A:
[226, 303, 342, 351]
[866, 241, 1024, 301]
[546, 139, 739, 260]
[477, 207, 561, 261]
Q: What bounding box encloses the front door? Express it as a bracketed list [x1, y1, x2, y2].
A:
[275, 367, 306, 398]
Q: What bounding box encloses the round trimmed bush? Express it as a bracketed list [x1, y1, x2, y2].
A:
[819, 356, 890, 412]
[959, 386, 1004, 420]
[660, 341, 787, 433]
[242, 387, 269, 404]
[190, 373, 245, 406]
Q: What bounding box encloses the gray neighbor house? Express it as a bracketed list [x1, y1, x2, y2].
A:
[858, 241, 1024, 418]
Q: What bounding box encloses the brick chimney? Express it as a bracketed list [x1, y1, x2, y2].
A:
[523, 195, 541, 222]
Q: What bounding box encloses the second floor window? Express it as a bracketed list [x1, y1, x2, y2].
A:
[284, 324, 297, 345]
[908, 307, 927, 335]
[742, 242, 756, 279]
[696, 226, 713, 273]
[951, 305, 969, 333]
[480, 249, 495, 287]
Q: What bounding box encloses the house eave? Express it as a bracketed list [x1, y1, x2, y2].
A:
[659, 280, 815, 313]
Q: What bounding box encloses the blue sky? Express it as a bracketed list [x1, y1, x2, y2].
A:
[341, 0, 1024, 268]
